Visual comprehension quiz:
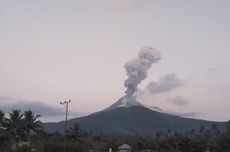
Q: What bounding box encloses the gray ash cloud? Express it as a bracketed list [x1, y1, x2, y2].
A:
[124, 46, 161, 97]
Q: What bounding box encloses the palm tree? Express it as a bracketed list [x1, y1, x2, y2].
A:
[6, 109, 24, 140]
[0, 110, 5, 129]
[0, 110, 9, 152]
[23, 110, 42, 139]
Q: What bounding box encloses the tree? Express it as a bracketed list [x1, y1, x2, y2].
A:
[0, 110, 10, 151]
[6, 109, 24, 140]
[199, 125, 205, 134]
[190, 129, 196, 135]
[0, 110, 6, 129]
[166, 128, 172, 136]
[211, 124, 220, 137]
[226, 120, 230, 132]
[68, 123, 80, 140]
[23, 110, 42, 139]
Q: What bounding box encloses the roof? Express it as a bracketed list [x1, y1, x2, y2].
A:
[118, 144, 132, 149]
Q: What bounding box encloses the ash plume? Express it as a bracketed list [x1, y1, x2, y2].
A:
[124, 46, 161, 97]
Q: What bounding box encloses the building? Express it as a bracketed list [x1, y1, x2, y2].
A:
[118, 144, 132, 152]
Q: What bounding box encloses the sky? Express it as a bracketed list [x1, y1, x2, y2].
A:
[0, 0, 230, 122]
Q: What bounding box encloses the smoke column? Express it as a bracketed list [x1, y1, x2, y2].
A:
[124, 46, 161, 97]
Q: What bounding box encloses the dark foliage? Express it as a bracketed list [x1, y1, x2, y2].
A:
[0, 109, 230, 152]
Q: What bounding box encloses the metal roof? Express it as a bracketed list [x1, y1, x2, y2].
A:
[118, 144, 132, 149]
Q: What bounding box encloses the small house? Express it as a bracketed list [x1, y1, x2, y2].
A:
[118, 144, 132, 152]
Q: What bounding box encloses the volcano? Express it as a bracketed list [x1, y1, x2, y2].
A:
[43, 98, 225, 136]
[43, 47, 225, 135]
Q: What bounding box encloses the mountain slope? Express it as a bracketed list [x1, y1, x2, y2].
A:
[44, 106, 225, 136]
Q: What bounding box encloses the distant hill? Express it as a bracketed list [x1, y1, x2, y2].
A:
[43, 105, 225, 136]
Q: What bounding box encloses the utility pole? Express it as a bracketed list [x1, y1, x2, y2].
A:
[60, 99, 71, 152]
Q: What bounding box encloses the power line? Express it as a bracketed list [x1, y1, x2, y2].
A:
[0, 69, 62, 101]
[0, 70, 60, 96]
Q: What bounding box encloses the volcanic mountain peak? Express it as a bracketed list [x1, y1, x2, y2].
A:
[104, 96, 142, 111]
[104, 96, 163, 113]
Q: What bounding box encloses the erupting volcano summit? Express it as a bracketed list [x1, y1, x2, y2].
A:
[108, 46, 161, 110]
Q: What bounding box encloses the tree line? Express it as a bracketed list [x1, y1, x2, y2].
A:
[0, 109, 230, 152]
[0, 109, 43, 150]
[0, 109, 42, 140]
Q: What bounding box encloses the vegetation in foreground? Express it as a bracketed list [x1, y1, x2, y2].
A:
[0, 109, 230, 152]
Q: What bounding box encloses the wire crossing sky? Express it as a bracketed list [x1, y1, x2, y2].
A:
[0, 0, 230, 121]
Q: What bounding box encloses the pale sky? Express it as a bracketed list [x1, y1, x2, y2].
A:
[0, 0, 230, 122]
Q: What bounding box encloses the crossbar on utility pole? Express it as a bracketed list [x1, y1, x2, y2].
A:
[60, 99, 71, 152]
